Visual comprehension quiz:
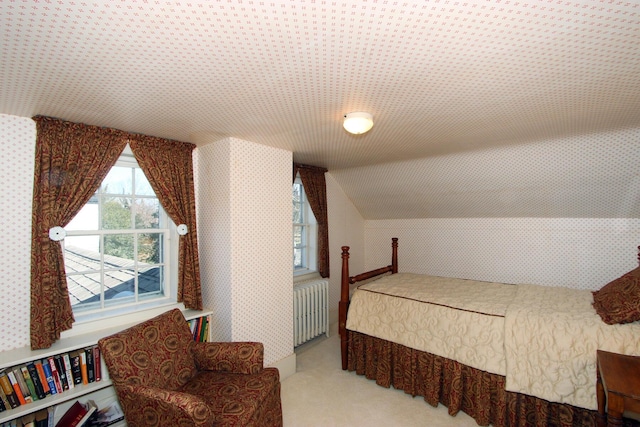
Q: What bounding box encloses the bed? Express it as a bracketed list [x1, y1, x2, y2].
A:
[338, 238, 640, 427]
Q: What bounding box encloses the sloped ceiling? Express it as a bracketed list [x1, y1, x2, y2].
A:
[1, 1, 640, 219]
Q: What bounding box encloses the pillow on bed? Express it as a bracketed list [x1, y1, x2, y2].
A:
[592, 267, 640, 325]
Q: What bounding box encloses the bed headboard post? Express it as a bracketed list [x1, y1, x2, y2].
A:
[339, 246, 351, 370]
[392, 237, 398, 274]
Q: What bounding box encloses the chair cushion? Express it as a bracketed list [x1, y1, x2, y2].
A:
[180, 367, 281, 426]
[99, 309, 198, 390]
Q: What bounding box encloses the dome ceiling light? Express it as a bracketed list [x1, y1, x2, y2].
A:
[343, 112, 373, 135]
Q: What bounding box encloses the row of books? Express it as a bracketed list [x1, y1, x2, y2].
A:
[0, 346, 102, 412]
[187, 316, 209, 343]
[0, 397, 124, 427]
[0, 407, 52, 427]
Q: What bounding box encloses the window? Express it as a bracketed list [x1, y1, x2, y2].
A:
[293, 175, 317, 275]
[63, 147, 176, 317]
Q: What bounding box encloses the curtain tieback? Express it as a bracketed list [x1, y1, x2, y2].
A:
[49, 226, 66, 241]
[177, 224, 189, 235]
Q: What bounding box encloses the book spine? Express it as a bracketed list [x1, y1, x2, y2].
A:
[69, 351, 82, 385]
[46, 357, 62, 394]
[53, 355, 69, 391]
[85, 347, 95, 383]
[0, 371, 19, 409]
[0, 386, 7, 411]
[40, 360, 57, 396]
[79, 351, 88, 385]
[62, 353, 74, 390]
[33, 361, 50, 395]
[194, 317, 203, 342]
[26, 363, 46, 400]
[6, 370, 26, 406]
[12, 368, 32, 403]
[20, 366, 39, 401]
[92, 345, 102, 382]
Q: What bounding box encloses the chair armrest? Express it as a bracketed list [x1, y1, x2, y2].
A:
[117, 384, 214, 427]
[193, 341, 264, 374]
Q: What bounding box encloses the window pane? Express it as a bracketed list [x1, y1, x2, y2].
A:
[66, 197, 99, 231]
[67, 272, 101, 307]
[102, 197, 133, 229]
[135, 168, 155, 196]
[293, 225, 303, 247]
[134, 198, 160, 229]
[104, 234, 135, 267]
[104, 269, 136, 306]
[64, 235, 101, 273]
[138, 266, 164, 298]
[293, 248, 303, 269]
[138, 233, 162, 264]
[101, 166, 132, 195]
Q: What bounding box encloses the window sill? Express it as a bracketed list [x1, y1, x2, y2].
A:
[1, 306, 213, 369]
[294, 271, 322, 284]
[63, 301, 185, 338]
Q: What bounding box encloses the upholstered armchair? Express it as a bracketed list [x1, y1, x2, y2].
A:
[98, 309, 283, 427]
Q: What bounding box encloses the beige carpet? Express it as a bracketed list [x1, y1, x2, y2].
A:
[281, 327, 480, 427]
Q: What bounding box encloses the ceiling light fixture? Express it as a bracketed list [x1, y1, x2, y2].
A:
[343, 112, 374, 135]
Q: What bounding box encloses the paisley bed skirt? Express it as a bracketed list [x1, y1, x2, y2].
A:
[347, 330, 598, 427]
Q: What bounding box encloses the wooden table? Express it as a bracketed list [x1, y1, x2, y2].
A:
[597, 350, 640, 427]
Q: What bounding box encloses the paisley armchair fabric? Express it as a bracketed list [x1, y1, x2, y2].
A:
[98, 309, 283, 426]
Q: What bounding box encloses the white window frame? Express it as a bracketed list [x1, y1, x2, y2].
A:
[60, 147, 180, 335]
[293, 175, 317, 277]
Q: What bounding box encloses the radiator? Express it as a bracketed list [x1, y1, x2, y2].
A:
[293, 279, 330, 346]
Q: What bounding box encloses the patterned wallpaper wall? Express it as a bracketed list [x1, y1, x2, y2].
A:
[195, 137, 293, 367]
[0, 114, 35, 351]
[364, 218, 640, 291]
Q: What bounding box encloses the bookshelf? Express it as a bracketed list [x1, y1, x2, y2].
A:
[0, 308, 212, 425]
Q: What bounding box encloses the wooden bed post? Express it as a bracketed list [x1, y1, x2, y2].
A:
[392, 237, 398, 274]
[339, 246, 351, 370]
[339, 238, 399, 371]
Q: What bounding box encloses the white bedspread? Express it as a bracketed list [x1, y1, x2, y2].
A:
[346, 273, 640, 411]
[504, 283, 640, 410]
[346, 273, 516, 375]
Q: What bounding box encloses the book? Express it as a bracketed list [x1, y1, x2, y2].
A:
[79, 352, 88, 385]
[69, 351, 83, 386]
[77, 400, 98, 427]
[92, 346, 101, 383]
[84, 347, 95, 384]
[84, 398, 124, 427]
[34, 408, 49, 427]
[33, 360, 51, 395]
[20, 412, 36, 427]
[53, 355, 69, 391]
[62, 353, 74, 390]
[47, 357, 63, 394]
[6, 370, 27, 405]
[0, 387, 6, 411]
[26, 362, 47, 399]
[193, 317, 203, 342]
[48, 406, 55, 427]
[12, 367, 32, 403]
[0, 370, 19, 409]
[41, 359, 58, 395]
[20, 365, 40, 401]
[55, 400, 87, 427]
[200, 317, 209, 342]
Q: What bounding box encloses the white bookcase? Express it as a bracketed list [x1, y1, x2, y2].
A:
[0, 308, 212, 425]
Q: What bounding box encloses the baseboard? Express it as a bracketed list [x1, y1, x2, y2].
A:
[269, 352, 296, 380]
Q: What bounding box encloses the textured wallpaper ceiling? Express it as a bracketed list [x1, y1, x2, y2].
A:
[2, 1, 640, 219]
